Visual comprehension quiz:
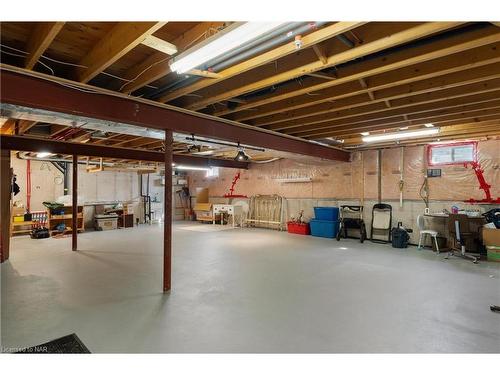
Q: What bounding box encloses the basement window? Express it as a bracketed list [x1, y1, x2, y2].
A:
[206, 167, 219, 178]
[427, 141, 477, 166]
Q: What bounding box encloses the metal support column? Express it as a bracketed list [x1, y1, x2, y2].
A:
[163, 130, 173, 292]
[72, 154, 78, 251]
[0, 149, 12, 262]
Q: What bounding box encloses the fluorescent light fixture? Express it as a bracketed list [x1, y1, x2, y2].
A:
[424, 123, 435, 128]
[399, 126, 409, 130]
[170, 22, 286, 73]
[360, 132, 370, 136]
[362, 128, 439, 143]
[36, 152, 53, 158]
[174, 165, 210, 171]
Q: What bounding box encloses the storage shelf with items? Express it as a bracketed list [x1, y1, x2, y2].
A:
[47, 206, 84, 235]
[10, 207, 48, 236]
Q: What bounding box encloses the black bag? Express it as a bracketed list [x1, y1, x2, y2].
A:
[391, 227, 410, 248]
[31, 227, 50, 239]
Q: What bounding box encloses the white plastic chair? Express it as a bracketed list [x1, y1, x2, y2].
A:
[417, 215, 440, 253]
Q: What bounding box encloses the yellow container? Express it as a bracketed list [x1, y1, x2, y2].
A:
[13, 215, 25, 222]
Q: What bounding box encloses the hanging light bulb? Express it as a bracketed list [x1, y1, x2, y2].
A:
[234, 143, 250, 161]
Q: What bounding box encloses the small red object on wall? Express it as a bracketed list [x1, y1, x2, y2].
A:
[463, 161, 500, 204]
[224, 171, 247, 198]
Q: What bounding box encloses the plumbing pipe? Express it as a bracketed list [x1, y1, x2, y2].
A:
[200, 23, 304, 71]
[209, 22, 328, 72]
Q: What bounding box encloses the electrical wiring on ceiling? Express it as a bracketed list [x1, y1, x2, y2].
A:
[0, 43, 158, 88]
[118, 27, 225, 92]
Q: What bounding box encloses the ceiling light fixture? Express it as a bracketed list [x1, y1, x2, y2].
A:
[235, 143, 250, 161]
[170, 22, 286, 74]
[174, 165, 210, 171]
[424, 123, 435, 128]
[36, 152, 53, 158]
[360, 132, 370, 136]
[362, 128, 439, 143]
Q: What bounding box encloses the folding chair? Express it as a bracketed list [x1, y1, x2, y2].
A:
[370, 203, 392, 243]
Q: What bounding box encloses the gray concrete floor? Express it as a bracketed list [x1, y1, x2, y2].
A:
[1, 222, 499, 353]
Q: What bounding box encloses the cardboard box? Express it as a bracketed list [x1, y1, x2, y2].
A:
[12, 206, 25, 216]
[482, 228, 500, 247]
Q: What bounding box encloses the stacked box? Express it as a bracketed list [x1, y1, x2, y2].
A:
[310, 207, 339, 239]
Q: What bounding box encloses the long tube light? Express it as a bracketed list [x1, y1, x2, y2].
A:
[170, 22, 287, 74]
[362, 128, 440, 143]
[174, 165, 211, 171]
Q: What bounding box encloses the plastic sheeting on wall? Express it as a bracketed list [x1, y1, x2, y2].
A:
[187, 139, 500, 202]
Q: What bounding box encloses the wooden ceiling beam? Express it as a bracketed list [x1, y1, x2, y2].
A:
[17, 120, 38, 135]
[220, 25, 500, 119]
[120, 22, 226, 94]
[312, 44, 328, 65]
[294, 99, 500, 138]
[0, 135, 249, 169]
[157, 22, 365, 103]
[242, 40, 500, 124]
[75, 22, 167, 83]
[185, 22, 462, 111]
[277, 85, 500, 136]
[25, 22, 65, 70]
[302, 107, 500, 139]
[342, 121, 500, 147]
[0, 119, 16, 135]
[263, 64, 500, 130]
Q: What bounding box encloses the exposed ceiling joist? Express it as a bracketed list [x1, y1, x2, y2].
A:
[185, 22, 463, 111]
[0, 135, 248, 169]
[25, 22, 65, 70]
[219, 25, 500, 119]
[156, 22, 365, 103]
[141, 35, 177, 55]
[119, 22, 226, 94]
[261, 64, 500, 130]
[75, 22, 167, 83]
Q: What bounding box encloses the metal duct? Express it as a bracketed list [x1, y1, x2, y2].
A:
[210, 22, 328, 72]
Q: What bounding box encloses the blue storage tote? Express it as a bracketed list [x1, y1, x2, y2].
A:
[310, 219, 339, 238]
[313, 207, 339, 221]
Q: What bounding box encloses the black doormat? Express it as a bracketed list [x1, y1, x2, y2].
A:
[15, 333, 91, 354]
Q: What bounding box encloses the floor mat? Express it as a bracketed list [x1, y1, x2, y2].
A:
[179, 224, 237, 232]
[15, 333, 91, 353]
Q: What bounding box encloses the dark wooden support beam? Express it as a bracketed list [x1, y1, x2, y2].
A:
[0, 149, 12, 263]
[164, 130, 173, 292]
[72, 154, 77, 251]
[0, 66, 349, 162]
[0, 135, 249, 169]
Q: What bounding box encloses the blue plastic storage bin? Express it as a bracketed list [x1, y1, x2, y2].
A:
[313, 207, 339, 221]
[310, 219, 339, 238]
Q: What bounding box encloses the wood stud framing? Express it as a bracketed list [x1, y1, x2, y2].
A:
[0, 20, 499, 155]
